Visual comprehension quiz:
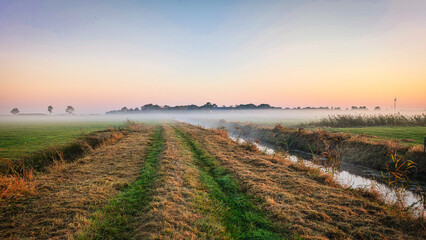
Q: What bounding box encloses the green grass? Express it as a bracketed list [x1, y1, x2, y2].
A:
[174, 127, 284, 240]
[75, 126, 164, 240]
[0, 121, 123, 160]
[326, 126, 426, 145]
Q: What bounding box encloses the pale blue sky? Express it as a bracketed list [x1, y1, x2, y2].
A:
[1, 0, 425, 113]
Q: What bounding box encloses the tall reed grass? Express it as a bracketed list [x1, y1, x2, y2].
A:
[305, 114, 426, 127]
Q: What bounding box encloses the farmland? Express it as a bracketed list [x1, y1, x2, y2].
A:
[0, 121, 123, 160]
[326, 126, 426, 146]
[0, 121, 424, 239]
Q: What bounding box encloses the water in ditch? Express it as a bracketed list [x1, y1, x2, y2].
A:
[229, 135, 425, 218]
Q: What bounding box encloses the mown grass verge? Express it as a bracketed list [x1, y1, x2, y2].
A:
[74, 126, 165, 239]
[174, 126, 285, 240]
[0, 128, 126, 175]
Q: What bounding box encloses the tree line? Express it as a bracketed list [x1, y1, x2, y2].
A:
[106, 102, 281, 114]
[10, 106, 75, 115]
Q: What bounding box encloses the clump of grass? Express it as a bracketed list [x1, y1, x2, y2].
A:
[307, 134, 344, 175]
[75, 126, 165, 239]
[381, 152, 418, 215]
[241, 140, 260, 152]
[0, 158, 34, 204]
[211, 126, 229, 138]
[175, 127, 284, 239]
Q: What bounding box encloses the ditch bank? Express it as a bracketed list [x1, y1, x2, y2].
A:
[219, 122, 426, 183]
[1, 127, 129, 175]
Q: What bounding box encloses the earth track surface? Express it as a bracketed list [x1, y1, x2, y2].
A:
[1, 123, 424, 239]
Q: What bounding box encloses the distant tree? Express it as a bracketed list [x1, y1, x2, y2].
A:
[374, 106, 381, 111]
[235, 103, 257, 110]
[141, 104, 162, 111]
[48, 105, 53, 115]
[258, 104, 271, 109]
[351, 106, 358, 110]
[10, 108, 19, 115]
[66, 106, 75, 115]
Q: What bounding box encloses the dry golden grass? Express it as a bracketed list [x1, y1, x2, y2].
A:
[136, 125, 229, 239]
[0, 159, 34, 202]
[136, 125, 200, 239]
[178, 123, 425, 240]
[2, 122, 424, 239]
[0, 125, 154, 239]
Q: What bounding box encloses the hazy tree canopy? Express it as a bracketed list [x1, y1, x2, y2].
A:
[10, 108, 19, 115]
[66, 106, 75, 115]
[106, 102, 282, 114]
[48, 105, 53, 114]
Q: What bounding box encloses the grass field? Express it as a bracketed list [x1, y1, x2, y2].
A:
[326, 126, 426, 145]
[0, 122, 424, 239]
[0, 121, 123, 160]
[0, 123, 426, 239]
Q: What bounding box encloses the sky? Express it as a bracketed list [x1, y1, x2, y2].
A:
[1, 0, 425, 114]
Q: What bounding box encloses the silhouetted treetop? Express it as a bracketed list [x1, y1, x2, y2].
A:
[11, 108, 19, 115]
[66, 106, 75, 115]
[106, 102, 281, 114]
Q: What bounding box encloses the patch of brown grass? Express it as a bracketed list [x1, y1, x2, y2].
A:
[0, 159, 34, 203]
[178, 123, 425, 240]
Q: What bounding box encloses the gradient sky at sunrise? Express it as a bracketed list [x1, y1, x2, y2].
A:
[1, 0, 425, 114]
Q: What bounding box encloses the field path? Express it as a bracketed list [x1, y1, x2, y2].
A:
[1, 122, 425, 239]
[0, 125, 155, 239]
[79, 124, 284, 239]
[134, 125, 230, 239]
[177, 123, 425, 240]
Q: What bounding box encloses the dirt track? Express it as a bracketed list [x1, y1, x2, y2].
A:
[1, 123, 424, 239]
[0, 125, 154, 239]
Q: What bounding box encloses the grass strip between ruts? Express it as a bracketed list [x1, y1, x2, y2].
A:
[174, 126, 285, 240]
[74, 126, 165, 240]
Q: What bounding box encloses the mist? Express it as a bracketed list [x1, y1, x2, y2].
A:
[1, 109, 425, 127]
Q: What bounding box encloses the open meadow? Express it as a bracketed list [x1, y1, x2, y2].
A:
[0, 119, 425, 239]
[2, 1, 426, 239]
[327, 126, 426, 146]
[0, 120, 123, 160]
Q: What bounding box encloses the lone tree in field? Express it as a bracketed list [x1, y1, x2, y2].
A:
[66, 106, 75, 115]
[10, 108, 19, 115]
[48, 105, 53, 115]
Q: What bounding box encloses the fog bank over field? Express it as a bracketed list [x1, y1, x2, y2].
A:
[1, 109, 425, 126]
